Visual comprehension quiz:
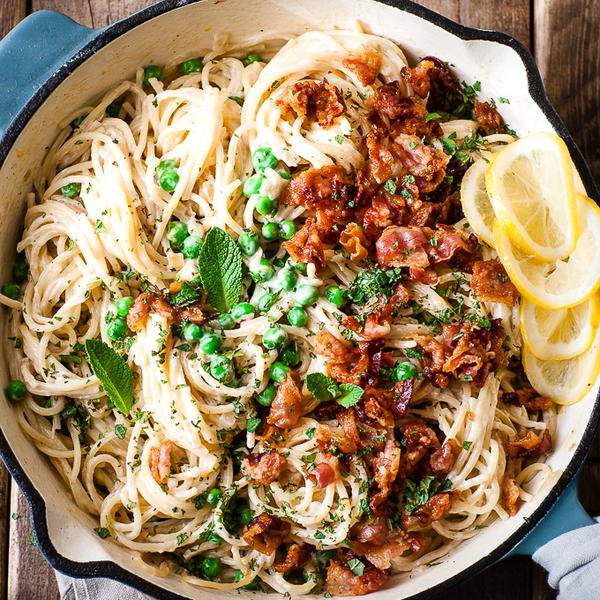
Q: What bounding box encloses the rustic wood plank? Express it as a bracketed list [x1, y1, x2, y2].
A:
[415, 0, 460, 22]
[534, 0, 600, 184]
[0, 0, 26, 39]
[0, 466, 9, 600]
[7, 487, 59, 600]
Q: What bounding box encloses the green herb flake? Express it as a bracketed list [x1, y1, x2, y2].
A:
[114, 423, 127, 439]
[347, 558, 365, 576]
[335, 134, 344, 144]
[463, 440, 473, 450]
[246, 417, 262, 433]
[384, 178, 397, 194]
[94, 527, 111, 539]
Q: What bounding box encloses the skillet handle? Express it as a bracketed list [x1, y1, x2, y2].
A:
[0, 10, 97, 137]
[508, 473, 595, 556]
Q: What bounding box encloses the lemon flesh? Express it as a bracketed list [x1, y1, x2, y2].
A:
[460, 158, 495, 245]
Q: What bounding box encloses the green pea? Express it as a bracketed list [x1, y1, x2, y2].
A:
[287, 306, 308, 328]
[206, 488, 223, 506]
[5, 380, 26, 402]
[182, 234, 203, 259]
[182, 322, 204, 343]
[279, 220, 296, 240]
[269, 361, 291, 383]
[159, 170, 180, 193]
[156, 159, 179, 176]
[238, 505, 254, 526]
[200, 557, 222, 580]
[256, 384, 277, 407]
[214, 313, 235, 330]
[143, 64, 163, 84]
[393, 361, 417, 381]
[167, 221, 189, 250]
[243, 54, 264, 66]
[280, 341, 301, 367]
[238, 230, 259, 256]
[105, 101, 121, 118]
[115, 296, 133, 317]
[257, 292, 278, 313]
[255, 195, 278, 216]
[325, 285, 347, 308]
[199, 333, 222, 355]
[231, 302, 255, 322]
[243, 173, 265, 197]
[210, 355, 235, 383]
[295, 284, 319, 307]
[180, 57, 203, 75]
[252, 147, 278, 172]
[263, 325, 287, 350]
[234, 570, 260, 590]
[12, 253, 28, 282]
[1, 282, 20, 300]
[277, 268, 297, 291]
[251, 259, 275, 283]
[107, 317, 128, 340]
[288, 259, 307, 275]
[61, 183, 81, 198]
[277, 167, 292, 181]
[258, 222, 277, 242]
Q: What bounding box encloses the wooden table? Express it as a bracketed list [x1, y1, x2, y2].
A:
[0, 0, 598, 598]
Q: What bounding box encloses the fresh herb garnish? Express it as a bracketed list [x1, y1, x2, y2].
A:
[384, 178, 397, 194]
[94, 527, 111, 539]
[347, 267, 403, 305]
[403, 476, 453, 512]
[463, 440, 473, 450]
[347, 558, 365, 576]
[114, 423, 127, 439]
[229, 96, 244, 106]
[170, 281, 202, 307]
[306, 373, 364, 408]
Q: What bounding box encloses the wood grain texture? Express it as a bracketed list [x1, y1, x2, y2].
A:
[0, 0, 25, 39]
[0, 466, 9, 600]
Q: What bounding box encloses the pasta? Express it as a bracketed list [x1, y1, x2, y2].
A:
[1, 28, 559, 596]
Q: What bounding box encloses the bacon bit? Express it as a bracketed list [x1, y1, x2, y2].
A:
[375, 225, 429, 268]
[467, 410, 476, 421]
[370, 440, 402, 510]
[316, 424, 357, 454]
[242, 513, 291, 555]
[150, 441, 174, 484]
[283, 218, 326, 271]
[276, 79, 346, 128]
[430, 440, 460, 475]
[506, 429, 552, 459]
[267, 373, 303, 429]
[366, 134, 395, 183]
[426, 225, 475, 266]
[314, 331, 369, 385]
[503, 389, 553, 413]
[372, 81, 407, 119]
[343, 48, 382, 86]
[177, 302, 206, 324]
[413, 492, 453, 524]
[362, 195, 408, 240]
[340, 222, 369, 263]
[309, 455, 340, 488]
[126, 291, 205, 330]
[399, 421, 440, 476]
[338, 409, 363, 450]
[127, 292, 157, 331]
[401, 59, 435, 98]
[472, 260, 518, 306]
[392, 378, 414, 417]
[361, 388, 395, 429]
[325, 557, 388, 596]
[502, 476, 521, 516]
[420, 56, 460, 113]
[351, 512, 394, 545]
[273, 543, 314, 573]
[242, 450, 286, 486]
[169, 281, 182, 294]
[474, 101, 506, 135]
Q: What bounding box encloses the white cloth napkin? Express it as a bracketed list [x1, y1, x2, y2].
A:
[55, 572, 149, 600]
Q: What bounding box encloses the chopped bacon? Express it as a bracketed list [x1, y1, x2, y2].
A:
[316, 424, 357, 454]
[474, 101, 506, 135]
[338, 409, 363, 451]
[391, 378, 414, 417]
[340, 222, 369, 263]
[177, 302, 206, 324]
[127, 292, 160, 331]
[361, 388, 395, 429]
[426, 225, 474, 265]
[126, 291, 205, 330]
[150, 441, 174, 484]
[314, 331, 369, 385]
[325, 557, 388, 596]
[276, 80, 346, 128]
[375, 225, 429, 268]
[506, 429, 552, 459]
[351, 512, 394, 545]
[429, 440, 460, 475]
[399, 421, 441, 476]
[503, 389, 553, 413]
[283, 218, 326, 271]
[419, 56, 460, 113]
[413, 491, 453, 524]
[502, 476, 521, 516]
[472, 260, 518, 306]
[370, 440, 402, 509]
[267, 373, 303, 429]
[343, 48, 382, 86]
[372, 81, 407, 119]
[243, 512, 291, 555]
[401, 59, 435, 98]
[366, 134, 396, 183]
[242, 450, 286, 485]
[273, 543, 314, 573]
[309, 455, 340, 488]
[362, 194, 408, 240]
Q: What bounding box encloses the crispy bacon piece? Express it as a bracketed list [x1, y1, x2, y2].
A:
[276, 80, 346, 128]
[399, 421, 440, 476]
[343, 48, 382, 86]
[372, 80, 406, 119]
[127, 293, 164, 331]
[401, 59, 435, 98]
[309, 455, 340, 488]
[325, 558, 388, 596]
[420, 56, 460, 113]
[351, 512, 394, 545]
[340, 222, 369, 263]
[413, 492, 453, 524]
[427, 225, 475, 265]
[283, 218, 326, 271]
[503, 389, 552, 413]
[506, 430, 552, 459]
[502, 476, 521, 516]
[242, 513, 291, 555]
[370, 440, 402, 510]
[429, 440, 460, 475]
[474, 101, 506, 135]
[273, 542, 314, 573]
[314, 331, 369, 385]
[267, 373, 303, 429]
[366, 134, 396, 183]
[242, 450, 286, 486]
[472, 260, 518, 306]
[392, 378, 414, 417]
[150, 441, 174, 484]
[316, 424, 357, 454]
[127, 291, 205, 330]
[375, 225, 429, 268]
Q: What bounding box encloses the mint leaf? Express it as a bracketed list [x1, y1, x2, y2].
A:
[197, 227, 242, 312]
[306, 373, 339, 402]
[336, 383, 364, 408]
[85, 339, 134, 415]
[424, 112, 442, 122]
[347, 558, 365, 576]
[170, 281, 202, 306]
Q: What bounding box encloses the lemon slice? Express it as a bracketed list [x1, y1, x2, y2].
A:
[520, 295, 600, 360]
[460, 158, 495, 245]
[493, 194, 600, 309]
[486, 132, 577, 261]
[523, 325, 600, 405]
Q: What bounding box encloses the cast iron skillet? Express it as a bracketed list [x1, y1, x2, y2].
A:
[0, 1, 598, 599]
